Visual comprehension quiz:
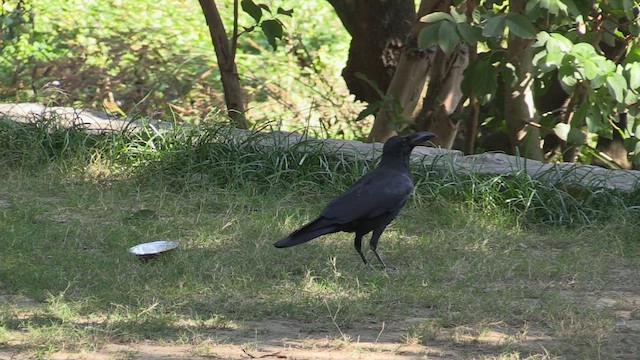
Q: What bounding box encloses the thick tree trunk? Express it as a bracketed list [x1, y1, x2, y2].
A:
[327, 0, 414, 104]
[503, 0, 543, 160]
[366, 44, 436, 143]
[367, 0, 457, 144]
[198, 0, 249, 129]
[414, 46, 469, 148]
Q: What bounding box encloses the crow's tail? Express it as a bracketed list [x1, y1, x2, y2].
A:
[274, 217, 341, 248]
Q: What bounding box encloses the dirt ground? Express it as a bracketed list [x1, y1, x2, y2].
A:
[2, 287, 640, 360]
[0, 316, 531, 359]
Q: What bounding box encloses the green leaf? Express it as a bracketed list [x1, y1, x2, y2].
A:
[582, 59, 599, 80]
[471, 7, 482, 23]
[632, 141, 640, 167]
[591, 74, 607, 89]
[553, 123, 570, 141]
[602, 31, 616, 47]
[553, 123, 586, 145]
[623, 0, 636, 19]
[504, 13, 537, 39]
[559, 63, 578, 88]
[420, 12, 454, 24]
[542, 50, 565, 69]
[606, 72, 627, 102]
[562, 0, 582, 16]
[533, 31, 551, 47]
[593, 57, 616, 74]
[572, 42, 597, 57]
[581, 105, 601, 133]
[625, 42, 640, 64]
[525, 1, 544, 19]
[483, 14, 506, 38]
[540, 0, 560, 15]
[462, 59, 498, 103]
[417, 22, 441, 50]
[277, 7, 293, 16]
[568, 126, 587, 145]
[547, 33, 573, 53]
[628, 62, 640, 90]
[630, 22, 640, 36]
[356, 101, 382, 121]
[261, 19, 283, 51]
[532, 49, 547, 67]
[438, 20, 460, 54]
[624, 90, 638, 105]
[588, 111, 608, 134]
[241, 0, 262, 23]
[457, 23, 483, 43]
[451, 9, 467, 23]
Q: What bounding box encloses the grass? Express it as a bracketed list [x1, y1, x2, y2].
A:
[1, 117, 640, 358]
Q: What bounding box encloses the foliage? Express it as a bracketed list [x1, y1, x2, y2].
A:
[0, 0, 222, 120]
[0, 0, 363, 137]
[240, 0, 293, 51]
[418, 0, 640, 166]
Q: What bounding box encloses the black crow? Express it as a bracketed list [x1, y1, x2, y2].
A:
[274, 132, 436, 268]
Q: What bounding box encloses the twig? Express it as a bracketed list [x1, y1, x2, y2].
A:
[324, 299, 348, 341]
[375, 321, 385, 343]
[241, 348, 286, 359]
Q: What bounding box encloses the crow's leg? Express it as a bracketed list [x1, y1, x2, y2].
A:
[369, 228, 388, 269]
[354, 232, 369, 265]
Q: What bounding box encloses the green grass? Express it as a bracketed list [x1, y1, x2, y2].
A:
[1, 119, 639, 358]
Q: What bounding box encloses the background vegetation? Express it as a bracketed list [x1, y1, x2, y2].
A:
[5, 0, 640, 169]
[0, 0, 364, 136]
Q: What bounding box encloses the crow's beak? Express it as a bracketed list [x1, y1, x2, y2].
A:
[409, 131, 437, 146]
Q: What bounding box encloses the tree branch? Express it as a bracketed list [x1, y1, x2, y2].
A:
[198, 0, 249, 129]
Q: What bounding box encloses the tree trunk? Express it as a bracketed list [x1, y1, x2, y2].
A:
[503, 0, 543, 160]
[366, 44, 436, 143]
[367, 0, 455, 143]
[327, 0, 414, 104]
[414, 46, 469, 148]
[198, 0, 249, 129]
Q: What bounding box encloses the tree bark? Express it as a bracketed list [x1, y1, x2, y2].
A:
[366, 44, 436, 143]
[414, 46, 469, 148]
[327, 0, 414, 104]
[367, 0, 455, 143]
[198, 0, 249, 129]
[503, 0, 543, 160]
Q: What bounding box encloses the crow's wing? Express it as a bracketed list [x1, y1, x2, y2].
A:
[320, 168, 412, 224]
